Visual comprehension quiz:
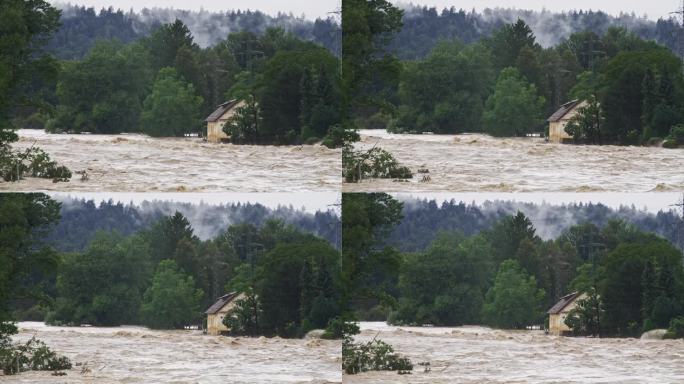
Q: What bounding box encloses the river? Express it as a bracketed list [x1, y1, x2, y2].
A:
[3, 322, 341, 383]
[2, 130, 340, 192]
[343, 130, 684, 192]
[345, 322, 684, 383]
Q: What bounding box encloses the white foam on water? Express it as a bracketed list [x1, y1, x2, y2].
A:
[344, 322, 684, 383]
[1, 130, 341, 192]
[344, 130, 684, 193]
[4, 322, 341, 383]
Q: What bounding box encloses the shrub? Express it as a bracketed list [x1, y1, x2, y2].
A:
[343, 335, 413, 375]
[664, 317, 684, 339]
[0, 323, 71, 376]
[343, 146, 413, 182]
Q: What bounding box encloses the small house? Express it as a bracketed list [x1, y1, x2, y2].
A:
[547, 100, 587, 143]
[205, 292, 246, 335]
[547, 291, 587, 336]
[204, 100, 245, 143]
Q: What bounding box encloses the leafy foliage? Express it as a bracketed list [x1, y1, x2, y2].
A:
[342, 333, 413, 375]
[343, 146, 412, 182]
[482, 260, 546, 329]
[140, 260, 204, 329]
[482, 67, 545, 137]
[141, 68, 204, 137]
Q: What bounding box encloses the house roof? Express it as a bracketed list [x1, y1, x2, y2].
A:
[547, 292, 582, 314]
[205, 292, 240, 314]
[205, 100, 239, 122]
[547, 100, 582, 122]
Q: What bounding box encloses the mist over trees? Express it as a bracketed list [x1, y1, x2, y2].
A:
[386, 197, 684, 252]
[42, 197, 341, 252]
[45, 4, 341, 59]
[387, 5, 684, 60]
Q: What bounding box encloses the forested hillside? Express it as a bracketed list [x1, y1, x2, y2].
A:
[44, 197, 341, 251]
[389, 6, 683, 59]
[344, 193, 684, 338]
[387, 198, 684, 252]
[46, 4, 341, 59]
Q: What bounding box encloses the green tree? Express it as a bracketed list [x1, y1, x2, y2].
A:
[140, 67, 203, 137]
[54, 40, 152, 133]
[482, 67, 546, 137]
[397, 41, 495, 133]
[341, 193, 404, 314]
[482, 259, 546, 329]
[140, 260, 204, 329]
[223, 95, 261, 144]
[601, 238, 684, 336]
[0, 0, 60, 141]
[49, 232, 152, 326]
[258, 238, 340, 337]
[258, 46, 340, 144]
[395, 233, 494, 325]
[564, 288, 604, 336]
[564, 96, 604, 144]
[0, 193, 61, 322]
[341, 0, 403, 115]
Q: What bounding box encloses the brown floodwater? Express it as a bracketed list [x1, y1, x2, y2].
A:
[345, 322, 684, 384]
[1, 130, 340, 192]
[343, 130, 684, 193]
[3, 322, 341, 383]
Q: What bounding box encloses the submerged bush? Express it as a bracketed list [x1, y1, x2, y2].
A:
[343, 146, 412, 182]
[0, 323, 71, 375]
[0, 146, 71, 182]
[664, 317, 684, 339]
[342, 321, 412, 375]
[342, 335, 413, 374]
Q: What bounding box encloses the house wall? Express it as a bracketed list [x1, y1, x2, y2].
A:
[549, 121, 573, 143]
[207, 121, 229, 143]
[206, 101, 247, 143]
[548, 101, 588, 144]
[206, 293, 247, 336]
[548, 293, 588, 336]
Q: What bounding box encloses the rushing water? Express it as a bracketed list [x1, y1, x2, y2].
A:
[346, 322, 684, 383]
[2, 130, 340, 192]
[343, 130, 684, 193]
[4, 322, 341, 383]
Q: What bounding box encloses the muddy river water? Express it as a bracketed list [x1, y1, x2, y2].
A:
[4, 322, 341, 383]
[346, 322, 684, 383]
[344, 130, 684, 193]
[2, 130, 340, 192]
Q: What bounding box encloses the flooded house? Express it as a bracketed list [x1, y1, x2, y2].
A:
[547, 100, 587, 143]
[547, 291, 587, 335]
[205, 292, 246, 335]
[205, 100, 245, 143]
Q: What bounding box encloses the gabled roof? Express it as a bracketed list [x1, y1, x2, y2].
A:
[547, 292, 582, 314]
[547, 100, 582, 122]
[205, 100, 240, 122]
[205, 292, 240, 314]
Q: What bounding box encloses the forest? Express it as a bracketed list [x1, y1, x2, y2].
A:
[344, 1, 684, 155]
[0, 194, 341, 340]
[343, 193, 684, 339]
[43, 197, 341, 252]
[387, 197, 684, 252]
[4, 1, 343, 147]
